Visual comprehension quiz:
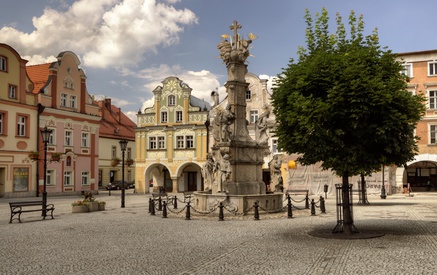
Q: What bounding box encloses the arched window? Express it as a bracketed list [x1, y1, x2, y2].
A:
[66, 156, 72, 166]
[0, 56, 7, 71]
[168, 95, 176, 106]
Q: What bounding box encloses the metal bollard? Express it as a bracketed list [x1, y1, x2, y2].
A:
[148, 198, 152, 213]
[158, 196, 162, 211]
[151, 199, 155, 216]
[162, 201, 167, 218]
[311, 199, 316, 216]
[320, 196, 326, 214]
[254, 201, 260, 220]
[185, 201, 191, 220]
[174, 196, 178, 209]
[219, 202, 224, 221]
[305, 195, 310, 209]
[287, 195, 293, 219]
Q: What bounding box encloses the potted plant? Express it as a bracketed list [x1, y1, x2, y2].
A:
[82, 192, 98, 212]
[50, 152, 62, 162]
[71, 200, 89, 213]
[111, 157, 121, 167]
[126, 158, 134, 166]
[28, 151, 40, 161]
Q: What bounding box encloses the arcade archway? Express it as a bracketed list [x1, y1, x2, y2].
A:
[406, 161, 437, 191]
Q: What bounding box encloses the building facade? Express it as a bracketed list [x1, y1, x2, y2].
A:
[135, 77, 210, 193]
[394, 50, 437, 192]
[27, 51, 101, 195]
[0, 43, 39, 198]
[98, 98, 136, 189]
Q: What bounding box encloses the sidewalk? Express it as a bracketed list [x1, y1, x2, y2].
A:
[0, 192, 436, 274]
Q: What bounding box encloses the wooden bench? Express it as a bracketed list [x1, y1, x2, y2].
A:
[9, 201, 55, 223]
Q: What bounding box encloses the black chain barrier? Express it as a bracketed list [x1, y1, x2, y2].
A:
[149, 193, 327, 220]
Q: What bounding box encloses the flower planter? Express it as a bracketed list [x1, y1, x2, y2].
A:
[72, 205, 89, 213]
[50, 154, 61, 162]
[29, 153, 39, 161]
[88, 201, 99, 212]
[111, 159, 120, 166]
[98, 203, 106, 211]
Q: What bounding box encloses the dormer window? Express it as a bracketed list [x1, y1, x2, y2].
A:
[168, 95, 176, 106]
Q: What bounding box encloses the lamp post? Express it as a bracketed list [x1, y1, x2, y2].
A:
[380, 164, 387, 199]
[40, 126, 52, 218]
[119, 139, 128, 208]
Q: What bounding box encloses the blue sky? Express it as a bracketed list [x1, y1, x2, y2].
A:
[1, 0, 437, 121]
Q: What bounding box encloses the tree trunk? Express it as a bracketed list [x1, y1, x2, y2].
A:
[342, 173, 354, 234]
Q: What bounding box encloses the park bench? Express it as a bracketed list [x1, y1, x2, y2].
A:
[9, 200, 55, 223]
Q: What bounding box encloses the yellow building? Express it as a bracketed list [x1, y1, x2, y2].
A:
[0, 43, 39, 197]
[135, 77, 210, 193]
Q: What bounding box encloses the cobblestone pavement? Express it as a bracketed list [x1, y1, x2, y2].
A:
[1, 191, 437, 275]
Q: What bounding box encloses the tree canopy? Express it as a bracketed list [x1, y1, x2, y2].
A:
[271, 8, 425, 178]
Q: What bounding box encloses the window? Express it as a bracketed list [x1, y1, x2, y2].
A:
[250, 110, 259, 123]
[429, 91, 437, 109]
[65, 131, 72, 146]
[429, 62, 437, 76]
[272, 139, 278, 153]
[82, 172, 89, 185]
[0, 56, 6, 71]
[186, 135, 194, 148]
[246, 90, 252, 100]
[0, 113, 3, 134]
[176, 111, 183, 122]
[158, 136, 165, 149]
[82, 132, 89, 147]
[46, 170, 54, 185]
[149, 137, 157, 149]
[61, 94, 67, 107]
[9, 85, 17, 98]
[111, 146, 117, 159]
[127, 147, 132, 159]
[161, 111, 168, 123]
[168, 95, 176, 106]
[48, 130, 55, 145]
[176, 136, 184, 148]
[70, 95, 76, 108]
[431, 125, 437, 144]
[64, 171, 72, 185]
[401, 63, 413, 77]
[17, 116, 26, 136]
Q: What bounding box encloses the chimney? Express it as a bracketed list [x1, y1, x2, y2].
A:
[104, 98, 111, 109]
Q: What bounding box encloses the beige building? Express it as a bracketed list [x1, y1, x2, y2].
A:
[97, 98, 136, 188]
[0, 43, 39, 198]
[135, 76, 210, 193]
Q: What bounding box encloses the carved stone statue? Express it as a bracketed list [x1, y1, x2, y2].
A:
[269, 155, 283, 192]
[217, 21, 256, 65]
[201, 153, 215, 191]
[214, 154, 232, 192]
[220, 105, 235, 142]
[255, 105, 270, 144]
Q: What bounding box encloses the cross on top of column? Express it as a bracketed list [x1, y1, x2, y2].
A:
[229, 20, 241, 48]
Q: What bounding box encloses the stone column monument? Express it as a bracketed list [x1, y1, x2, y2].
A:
[194, 21, 282, 214]
[212, 20, 267, 195]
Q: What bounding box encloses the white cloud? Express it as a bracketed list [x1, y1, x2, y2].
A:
[0, 0, 197, 68]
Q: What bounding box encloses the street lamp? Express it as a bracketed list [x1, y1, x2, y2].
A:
[119, 139, 128, 208]
[40, 126, 52, 218]
[380, 164, 387, 199]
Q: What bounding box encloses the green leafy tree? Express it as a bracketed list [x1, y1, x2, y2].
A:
[272, 8, 425, 234]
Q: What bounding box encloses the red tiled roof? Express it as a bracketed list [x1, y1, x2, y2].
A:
[98, 99, 136, 141]
[26, 63, 51, 94]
